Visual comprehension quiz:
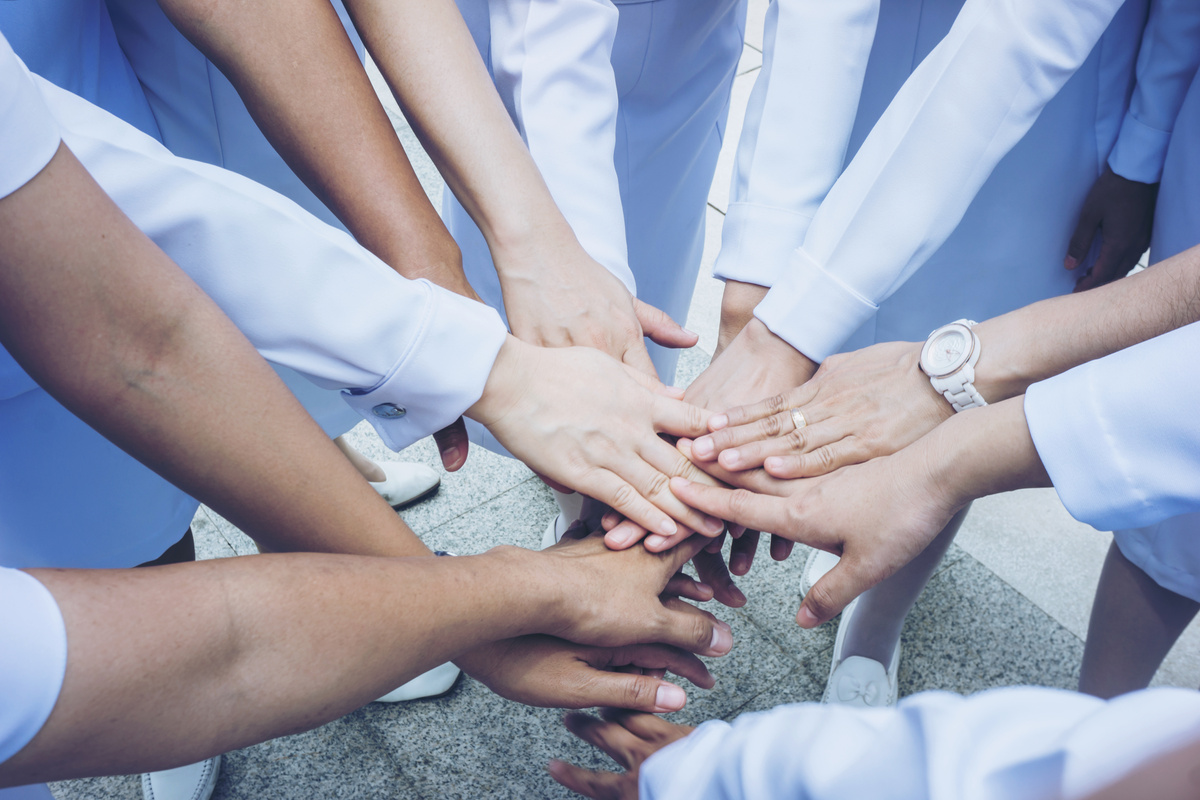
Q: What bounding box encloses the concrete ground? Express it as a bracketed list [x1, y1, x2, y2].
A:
[52, 6, 1200, 797]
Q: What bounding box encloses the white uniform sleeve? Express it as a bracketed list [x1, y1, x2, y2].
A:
[640, 687, 1200, 800]
[1106, 0, 1200, 184]
[33, 75, 508, 451]
[489, 0, 635, 293]
[753, 0, 1127, 363]
[0, 568, 67, 766]
[711, 0, 879, 289]
[1025, 321, 1200, 531]
[0, 34, 60, 200]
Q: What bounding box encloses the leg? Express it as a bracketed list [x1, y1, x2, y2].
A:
[838, 505, 970, 666]
[1080, 541, 1200, 699]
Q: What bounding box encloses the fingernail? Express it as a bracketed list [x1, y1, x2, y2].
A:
[693, 438, 714, 458]
[730, 554, 747, 574]
[703, 515, 724, 534]
[1064, 256, 1078, 270]
[683, 327, 698, 337]
[709, 625, 733, 654]
[670, 477, 692, 491]
[606, 529, 636, 549]
[796, 606, 819, 628]
[659, 518, 678, 537]
[732, 587, 747, 605]
[645, 534, 669, 549]
[709, 413, 728, 430]
[723, 450, 740, 467]
[655, 683, 686, 710]
[764, 457, 782, 471]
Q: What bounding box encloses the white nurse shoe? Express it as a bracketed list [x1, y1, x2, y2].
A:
[142, 754, 220, 800]
[367, 462, 440, 509]
[374, 661, 461, 703]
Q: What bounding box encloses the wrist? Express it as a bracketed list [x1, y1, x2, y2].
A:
[970, 321, 1031, 402]
[739, 317, 817, 383]
[717, 281, 770, 351]
[466, 335, 530, 427]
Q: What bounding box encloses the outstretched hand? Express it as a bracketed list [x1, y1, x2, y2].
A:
[692, 341, 950, 478]
[550, 709, 694, 799]
[469, 337, 725, 540]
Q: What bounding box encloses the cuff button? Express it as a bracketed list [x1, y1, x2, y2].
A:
[372, 403, 407, 419]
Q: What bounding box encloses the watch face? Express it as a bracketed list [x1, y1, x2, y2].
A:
[922, 326, 973, 377]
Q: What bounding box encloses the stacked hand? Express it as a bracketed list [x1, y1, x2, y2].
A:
[456, 532, 734, 714]
[690, 340, 950, 479]
[550, 709, 694, 799]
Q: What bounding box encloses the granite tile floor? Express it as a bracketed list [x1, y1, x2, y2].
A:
[51, 4, 1200, 796]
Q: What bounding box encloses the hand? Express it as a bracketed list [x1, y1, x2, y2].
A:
[684, 318, 817, 416]
[691, 341, 951, 478]
[1065, 165, 1158, 293]
[497, 238, 694, 381]
[541, 533, 733, 655]
[469, 337, 726, 539]
[715, 280, 770, 356]
[549, 710, 694, 799]
[671, 397, 1049, 627]
[455, 636, 714, 713]
[432, 416, 470, 471]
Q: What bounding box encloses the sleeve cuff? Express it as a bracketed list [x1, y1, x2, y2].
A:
[341, 285, 509, 451]
[712, 203, 814, 288]
[0, 569, 67, 765]
[1107, 114, 1172, 184]
[0, 47, 61, 200]
[752, 246, 878, 363]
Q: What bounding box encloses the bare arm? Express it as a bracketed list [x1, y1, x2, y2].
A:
[156, 0, 475, 297]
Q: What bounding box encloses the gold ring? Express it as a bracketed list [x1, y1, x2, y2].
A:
[790, 408, 807, 431]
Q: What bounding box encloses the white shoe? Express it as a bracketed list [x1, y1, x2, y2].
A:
[541, 513, 567, 549]
[374, 661, 461, 703]
[142, 755, 220, 800]
[800, 548, 841, 597]
[821, 599, 900, 708]
[368, 461, 440, 509]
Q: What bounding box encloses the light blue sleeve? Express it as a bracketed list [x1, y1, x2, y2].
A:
[1107, 0, 1200, 183]
[1025, 322, 1200, 531]
[0, 568, 67, 766]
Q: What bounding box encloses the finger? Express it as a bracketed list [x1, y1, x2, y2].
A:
[763, 438, 874, 479]
[599, 708, 694, 744]
[605, 519, 650, 550]
[587, 471, 683, 541]
[432, 416, 470, 472]
[601, 511, 623, 531]
[635, 298, 699, 350]
[548, 759, 629, 800]
[635, 443, 728, 538]
[677, 439, 791, 496]
[728, 530, 760, 575]
[650, 394, 712, 440]
[656, 597, 733, 656]
[563, 713, 644, 770]
[664, 572, 714, 602]
[720, 386, 817, 432]
[669, 477, 809, 542]
[716, 421, 845, 472]
[770, 534, 795, 561]
[704, 531, 726, 553]
[567, 667, 695, 712]
[622, 337, 664, 384]
[642, 523, 697, 553]
[796, 558, 868, 629]
[692, 547, 746, 608]
[694, 407, 804, 463]
[1064, 208, 1100, 271]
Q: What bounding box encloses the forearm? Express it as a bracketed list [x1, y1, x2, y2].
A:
[344, 0, 579, 262]
[4, 548, 555, 783]
[0, 144, 429, 558]
[974, 242, 1200, 400]
[157, 0, 475, 297]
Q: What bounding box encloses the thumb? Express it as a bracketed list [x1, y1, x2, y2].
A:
[1065, 206, 1100, 271]
[432, 416, 470, 472]
[575, 671, 691, 713]
[635, 298, 699, 349]
[795, 556, 864, 628]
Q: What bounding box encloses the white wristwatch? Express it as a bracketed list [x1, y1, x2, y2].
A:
[919, 319, 987, 412]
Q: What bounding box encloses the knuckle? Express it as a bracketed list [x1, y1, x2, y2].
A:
[624, 677, 658, 710]
[760, 414, 783, 438]
[764, 393, 789, 415]
[610, 482, 636, 510]
[644, 471, 671, 499]
[785, 428, 808, 453]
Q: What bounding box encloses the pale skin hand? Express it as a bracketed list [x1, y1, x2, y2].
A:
[671, 398, 1051, 627]
[692, 341, 952, 478]
[1064, 164, 1158, 293]
[467, 337, 726, 539]
[549, 709, 694, 799]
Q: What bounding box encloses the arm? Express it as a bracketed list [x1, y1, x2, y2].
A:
[1065, 0, 1200, 289]
[551, 688, 1200, 800]
[155, 0, 475, 297]
[692, 238, 1200, 479]
[752, 0, 1128, 363]
[0, 530, 730, 785]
